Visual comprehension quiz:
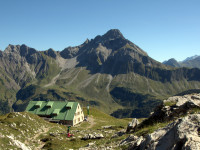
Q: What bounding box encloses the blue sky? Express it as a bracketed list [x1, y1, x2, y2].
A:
[0, 0, 200, 62]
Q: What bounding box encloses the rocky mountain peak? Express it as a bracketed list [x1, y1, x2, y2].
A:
[103, 29, 124, 40]
[93, 29, 125, 45]
[182, 55, 199, 62]
[4, 44, 37, 57]
[44, 48, 57, 58]
[83, 38, 90, 45]
[4, 44, 21, 53]
[163, 58, 180, 67]
[19, 44, 37, 57]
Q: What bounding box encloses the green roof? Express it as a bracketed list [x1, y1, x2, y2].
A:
[52, 109, 60, 115]
[35, 101, 42, 107]
[66, 102, 73, 108]
[25, 101, 79, 121]
[46, 101, 54, 107]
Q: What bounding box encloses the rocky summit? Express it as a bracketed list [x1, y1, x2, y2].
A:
[0, 29, 200, 118]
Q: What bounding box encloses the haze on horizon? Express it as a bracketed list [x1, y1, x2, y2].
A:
[0, 0, 200, 62]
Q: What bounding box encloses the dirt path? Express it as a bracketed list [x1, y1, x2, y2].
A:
[25, 127, 51, 150]
[86, 116, 96, 129]
[35, 127, 53, 149]
[34, 127, 50, 139]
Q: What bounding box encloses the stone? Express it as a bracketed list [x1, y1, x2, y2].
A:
[95, 133, 104, 139]
[191, 95, 200, 100]
[102, 125, 113, 129]
[144, 94, 200, 124]
[120, 135, 138, 145]
[112, 130, 126, 138]
[130, 114, 200, 150]
[126, 118, 139, 133]
[87, 142, 95, 147]
[81, 133, 104, 140]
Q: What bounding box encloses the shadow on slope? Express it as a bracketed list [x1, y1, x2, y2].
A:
[110, 87, 161, 118]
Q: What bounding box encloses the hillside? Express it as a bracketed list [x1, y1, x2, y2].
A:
[0, 108, 131, 150]
[1, 93, 200, 149]
[1, 29, 200, 118]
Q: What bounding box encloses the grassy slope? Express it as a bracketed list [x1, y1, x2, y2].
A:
[0, 69, 19, 114]
[1, 103, 199, 149]
[0, 112, 66, 149]
[13, 64, 200, 117]
[36, 52, 61, 86]
[0, 108, 131, 149]
[54, 67, 200, 116]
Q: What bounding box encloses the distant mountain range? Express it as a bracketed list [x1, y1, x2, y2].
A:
[163, 55, 200, 68]
[1, 29, 200, 118]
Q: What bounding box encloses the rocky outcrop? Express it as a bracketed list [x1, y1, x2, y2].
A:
[44, 48, 57, 58]
[126, 118, 139, 133]
[81, 133, 104, 140]
[141, 93, 200, 125]
[129, 114, 200, 150]
[120, 135, 143, 148]
[121, 93, 200, 150]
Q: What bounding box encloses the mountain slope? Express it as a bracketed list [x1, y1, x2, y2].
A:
[0, 45, 61, 114]
[1, 29, 200, 118]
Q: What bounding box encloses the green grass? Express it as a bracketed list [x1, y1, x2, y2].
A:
[70, 107, 130, 133]
[188, 107, 200, 114]
[0, 112, 66, 149]
[37, 107, 132, 149]
[134, 121, 171, 136]
[164, 101, 176, 106]
[0, 108, 132, 149]
[36, 53, 61, 86]
[2, 105, 199, 149]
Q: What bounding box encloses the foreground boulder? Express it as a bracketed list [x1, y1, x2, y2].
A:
[142, 94, 200, 126]
[126, 118, 139, 133]
[120, 135, 143, 148]
[129, 114, 200, 150]
[81, 133, 104, 140]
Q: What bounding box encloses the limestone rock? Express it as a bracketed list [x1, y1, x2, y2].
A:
[126, 118, 139, 133]
[82, 133, 104, 140]
[102, 125, 113, 129]
[130, 114, 200, 150]
[144, 94, 200, 124]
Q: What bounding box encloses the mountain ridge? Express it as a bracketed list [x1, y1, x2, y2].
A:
[0, 29, 200, 118]
[163, 55, 200, 68]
